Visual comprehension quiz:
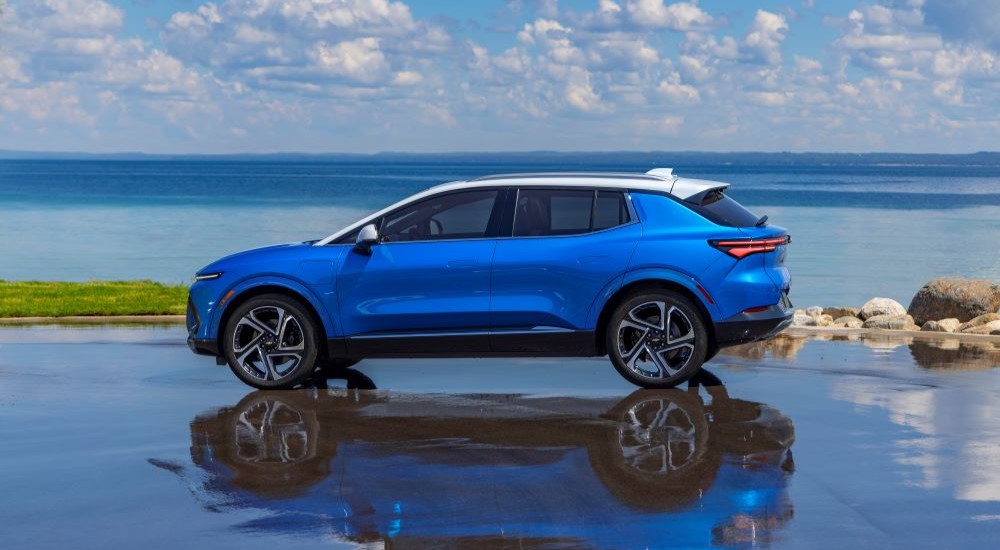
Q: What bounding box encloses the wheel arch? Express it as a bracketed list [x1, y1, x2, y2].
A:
[213, 279, 334, 358]
[594, 277, 718, 357]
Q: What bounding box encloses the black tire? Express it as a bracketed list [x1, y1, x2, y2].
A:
[222, 294, 322, 390]
[606, 290, 709, 389]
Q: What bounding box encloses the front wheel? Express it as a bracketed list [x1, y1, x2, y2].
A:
[223, 294, 321, 389]
[606, 291, 709, 389]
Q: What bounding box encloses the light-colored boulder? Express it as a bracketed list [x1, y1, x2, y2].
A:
[805, 306, 824, 317]
[860, 298, 907, 320]
[792, 313, 815, 327]
[833, 316, 863, 328]
[824, 307, 860, 319]
[963, 320, 1000, 335]
[814, 314, 834, 327]
[921, 318, 961, 333]
[863, 314, 918, 331]
[958, 313, 1000, 333]
[907, 277, 1000, 325]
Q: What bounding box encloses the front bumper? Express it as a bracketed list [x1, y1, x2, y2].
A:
[187, 337, 219, 356]
[187, 292, 220, 357]
[713, 294, 793, 347]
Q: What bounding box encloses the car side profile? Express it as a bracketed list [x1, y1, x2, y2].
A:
[187, 168, 792, 389]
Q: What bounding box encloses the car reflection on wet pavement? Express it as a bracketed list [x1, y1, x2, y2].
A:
[152, 370, 794, 548]
[0, 325, 998, 548]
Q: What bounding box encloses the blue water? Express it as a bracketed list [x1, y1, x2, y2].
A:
[2, 158, 999, 307]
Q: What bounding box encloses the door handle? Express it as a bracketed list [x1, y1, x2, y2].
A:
[446, 260, 478, 268]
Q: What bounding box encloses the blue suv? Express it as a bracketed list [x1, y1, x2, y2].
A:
[187, 169, 792, 389]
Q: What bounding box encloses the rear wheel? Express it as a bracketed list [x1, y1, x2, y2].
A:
[223, 294, 321, 389]
[606, 291, 709, 389]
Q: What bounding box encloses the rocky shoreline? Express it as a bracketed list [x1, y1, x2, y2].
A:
[790, 276, 1000, 336]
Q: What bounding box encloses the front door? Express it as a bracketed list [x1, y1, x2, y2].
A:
[337, 188, 502, 354]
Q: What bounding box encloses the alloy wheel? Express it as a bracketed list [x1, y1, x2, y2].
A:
[616, 301, 696, 380]
[231, 306, 307, 382]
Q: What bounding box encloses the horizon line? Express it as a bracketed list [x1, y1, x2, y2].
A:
[2, 149, 998, 159]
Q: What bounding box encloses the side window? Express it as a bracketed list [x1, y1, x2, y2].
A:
[380, 189, 499, 242]
[593, 191, 630, 230]
[513, 189, 630, 237]
[514, 189, 591, 237]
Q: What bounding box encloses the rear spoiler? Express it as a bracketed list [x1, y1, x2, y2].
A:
[644, 168, 731, 203]
[671, 179, 731, 204]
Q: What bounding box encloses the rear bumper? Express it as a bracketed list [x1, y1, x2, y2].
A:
[713, 299, 793, 348]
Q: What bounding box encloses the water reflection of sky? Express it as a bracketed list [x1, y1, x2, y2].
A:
[725, 334, 1000, 514]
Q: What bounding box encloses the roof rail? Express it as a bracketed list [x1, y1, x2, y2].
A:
[468, 172, 663, 182]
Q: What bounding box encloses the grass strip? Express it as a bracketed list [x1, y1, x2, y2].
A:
[0, 280, 188, 317]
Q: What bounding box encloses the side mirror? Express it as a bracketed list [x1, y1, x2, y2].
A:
[353, 223, 379, 255]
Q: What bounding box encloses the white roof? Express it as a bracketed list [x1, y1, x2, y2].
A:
[315, 168, 729, 245]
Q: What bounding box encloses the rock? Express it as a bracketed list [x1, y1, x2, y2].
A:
[962, 320, 1000, 335]
[814, 314, 834, 327]
[833, 316, 863, 328]
[859, 298, 907, 320]
[862, 314, 918, 331]
[958, 313, 1000, 333]
[792, 313, 815, 327]
[921, 318, 961, 333]
[824, 307, 860, 319]
[907, 277, 1000, 325]
[805, 306, 824, 317]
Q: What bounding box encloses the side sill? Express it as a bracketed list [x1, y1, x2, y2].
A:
[328, 329, 598, 359]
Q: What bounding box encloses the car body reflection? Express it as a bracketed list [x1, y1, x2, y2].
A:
[156, 370, 795, 547]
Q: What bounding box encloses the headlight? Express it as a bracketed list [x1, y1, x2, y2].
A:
[194, 272, 223, 281]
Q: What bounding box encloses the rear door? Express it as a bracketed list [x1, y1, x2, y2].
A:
[490, 188, 641, 352]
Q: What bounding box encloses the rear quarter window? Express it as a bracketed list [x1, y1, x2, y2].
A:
[686, 190, 760, 228]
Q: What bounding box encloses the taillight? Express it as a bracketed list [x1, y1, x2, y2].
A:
[710, 235, 790, 259]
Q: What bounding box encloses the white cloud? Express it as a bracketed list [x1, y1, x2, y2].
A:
[746, 90, 793, 106]
[626, 0, 714, 31]
[18, 0, 124, 36]
[163, 0, 450, 90]
[794, 55, 822, 71]
[743, 10, 788, 65]
[656, 70, 700, 104]
[564, 68, 605, 112]
[312, 38, 390, 83]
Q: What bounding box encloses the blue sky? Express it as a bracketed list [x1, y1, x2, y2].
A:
[0, 0, 996, 153]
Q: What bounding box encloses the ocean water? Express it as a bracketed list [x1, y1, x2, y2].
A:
[2, 158, 998, 308]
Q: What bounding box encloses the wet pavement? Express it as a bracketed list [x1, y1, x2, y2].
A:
[0, 326, 998, 548]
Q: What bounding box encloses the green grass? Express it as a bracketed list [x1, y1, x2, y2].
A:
[0, 280, 188, 317]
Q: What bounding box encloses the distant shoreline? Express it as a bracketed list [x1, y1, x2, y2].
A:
[2, 150, 998, 165]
